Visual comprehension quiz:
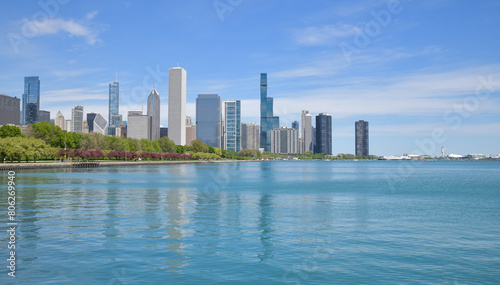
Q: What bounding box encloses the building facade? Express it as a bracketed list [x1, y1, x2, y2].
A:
[301, 110, 313, 154]
[55, 111, 65, 130]
[160, 127, 168, 138]
[168, 67, 187, 145]
[0, 94, 21, 126]
[147, 87, 160, 140]
[127, 111, 149, 140]
[93, 113, 108, 135]
[270, 126, 299, 154]
[355, 120, 369, 157]
[108, 81, 120, 136]
[260, 73, 279, 152]
[87, 113, 97, 133]
[71, 106, 84, 133]
[22, 76, 40, 125]
[196, 94, 221, 148]
[241, 122, 260, 150]
[315, 113, 332, 155]
[37, 110, 50, 123]
[292, 121, 299, 130]
[224, 100, 241, 152]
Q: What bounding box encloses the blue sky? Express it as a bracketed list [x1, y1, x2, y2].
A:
[1, 0, 499, 156]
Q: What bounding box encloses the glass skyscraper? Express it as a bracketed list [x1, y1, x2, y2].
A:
[224, 100, 241, 152]
[315, 113, 332, 155]
[196, 94, 221, 148]
[108, 81, 120, 136]
[147, 87, 160, 140]
[355, 120, 369, 157]
[22, 76, 40, 125]
[260, 73, 279, 152]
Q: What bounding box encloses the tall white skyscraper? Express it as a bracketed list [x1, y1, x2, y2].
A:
[71, 105, 84, 133]
[168, 67, 186, 145]
[301, 110, 313, 154]
[147, 87, 160, 140]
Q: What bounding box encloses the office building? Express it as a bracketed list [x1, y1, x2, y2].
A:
[108, 81, 120, 136]
[224, 100, 241, 152]
[196, 94, 221, 148]
[93, 113, 108, 135]
[260, 73, 279, 152]
[0, 93, 21, 125]
[301, 110, 313, 154]
[147, 87, 160, 140]
[71, 106, 84, 133]
[55, 111, 65, 130]
[127, 111, 149, 140]
[186, 125, 196, 146]
[270, 126, 299, 154]
[82, 120, 89, 134]
[120, 122, 127, 138]
[315, 113, 332, 155]
[22, 76, 40, 125]
[168, 67, 187, 145]
[355, 120, 369, 157]
[65, 120, 71, 132]
[292, 121, 299, 130]
[87, 113, 97, 133]
[37, 110, 50, 123]
[160, 127, 168, 138]
[241, 122, 260, 150]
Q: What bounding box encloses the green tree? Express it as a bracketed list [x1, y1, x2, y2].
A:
[190, 140, 209, 153]
[157, 137, 176, 153]
[0, 125, 25, 138]
[31, 121, 64, 147]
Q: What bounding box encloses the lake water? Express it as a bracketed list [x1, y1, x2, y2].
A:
[1, 161, 500, 284]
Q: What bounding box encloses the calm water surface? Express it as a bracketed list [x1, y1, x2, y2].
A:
[1, 161, 499, 284]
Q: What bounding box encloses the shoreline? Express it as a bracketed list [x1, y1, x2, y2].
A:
[0, 159, 256, 171]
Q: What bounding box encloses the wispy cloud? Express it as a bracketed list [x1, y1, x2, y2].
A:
[23, 18, 100, 45]
[293, 24, 361, 46]
[85, 11, 98, 20]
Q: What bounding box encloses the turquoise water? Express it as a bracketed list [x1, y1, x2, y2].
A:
[1, 161, 500, 284]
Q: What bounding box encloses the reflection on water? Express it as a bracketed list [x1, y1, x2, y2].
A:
[1, 161, 499, 284]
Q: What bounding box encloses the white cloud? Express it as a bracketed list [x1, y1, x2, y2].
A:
[24, 18, 100, 45]
[293, 24, 361, 46]
[85, 11, 98, 20]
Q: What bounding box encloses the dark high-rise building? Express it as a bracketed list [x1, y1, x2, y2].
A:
[22, 76, 40, 125]
[355, 120, 369, 157]
[315, 113, 332, 155]
[87, 113, 97, 133]
[292, 121, 299, 130]
[147, 87, 160, 140]
[0, 94, 21, 125]
[108, 81, 120, 135]
[259, 73, 279, 152]
[37, 110, 50, 122]
[196, 94, 222, 148]
[160, 127, 168, 138]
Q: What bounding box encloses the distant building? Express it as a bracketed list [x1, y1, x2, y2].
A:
[65, 120, 71, 132]
[168, 67, 187, 145]
[108, 81, 120, 136]
[87, 113, 97, 133]
[127, 111, 149, 140]
[301, 110, 313, 154]
[270, 126, 299, 154]
[186, 125, 196, 146]
[120, 122, 127, 138]
[260, 73, 279, 151]
[0, 93, 21, 125]
[55, 111, 65, 130]
[147, 87, 160, 140]
[82, 120, 89, 134]
[292, 121, 299, 130]
[71, 106, 84, 133]
[186, 116, 193, 126]
[160, 127, 168, 138]
[241, 122, 260, 150]
[196, 94, 222, 148]
[355, 120, 369, 157]
[224, 100, 241, 152]
[22, 76, 40, 125]
[37, 110, 50, 123]
[315, 113, 332, 155]
[93, 113, 108, 135]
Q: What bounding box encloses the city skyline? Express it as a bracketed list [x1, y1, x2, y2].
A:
[0, 1, 499, 155]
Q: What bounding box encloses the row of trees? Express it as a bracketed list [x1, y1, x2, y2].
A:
[0, 137, 58, 162]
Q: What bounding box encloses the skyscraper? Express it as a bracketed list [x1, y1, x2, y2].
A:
[55, 111, 65, 130]
[127, 111, 149, 140]
[355, 120, 369, 157]
[22, 76, 40, 125]
[270, 126, 299, 154]
[315, 113, 332, 155]
[37, 110, 50, 122]
[147, 87, 160, 140]
[87, 113, 97, 133]
[168, 67, 187, 145]
[301, 110, 313, 154]
[260, 73, 279, 152]
[241, 123, 260, 150]
[71, 106, 84, 133]
[108, 81, 120, 136]
[292, 121, 299, 130]
[0, 94, 21, 126]
[224, 100, 241, 152]
[196, 94, 221, 148]
[93, 113, 108, 135]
